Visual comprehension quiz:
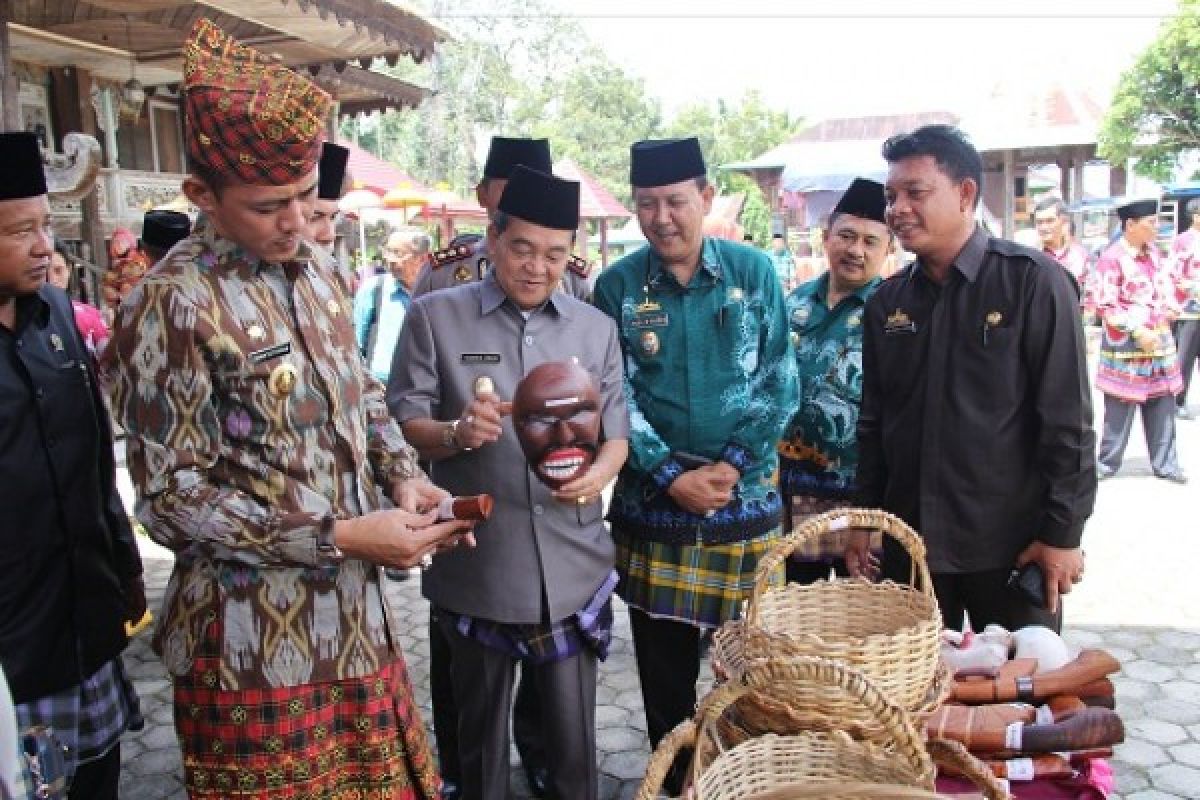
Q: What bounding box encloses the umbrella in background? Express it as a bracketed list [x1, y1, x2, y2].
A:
[382, 182, 429, 223]
[339, 185, 384, 272]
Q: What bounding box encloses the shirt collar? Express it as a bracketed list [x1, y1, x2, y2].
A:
[811, 271, 880, 305]
[1118, 236, 1153, 259]
[646, 237, 722, 291]
[948, 225, 989, 283]
[478, 270, 573, 319]
[10, 287, 52, 333]
[194, 216, 319, 280]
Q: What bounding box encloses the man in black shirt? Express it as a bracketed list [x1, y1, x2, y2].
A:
[849, 125, 1096, 631]
[0, 132, 146, 798]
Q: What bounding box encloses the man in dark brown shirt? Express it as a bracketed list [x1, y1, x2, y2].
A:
[849, 125, 1096, 631]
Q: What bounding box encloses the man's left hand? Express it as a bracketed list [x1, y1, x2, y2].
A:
[1015, 541, 1085, 614]
[553, 462, 619, 505]
[123, 574, 148, 626]
[392, 478, 450, 515]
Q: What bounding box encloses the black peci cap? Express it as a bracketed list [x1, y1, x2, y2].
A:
[497, 166, 580, 231]
[141, 210, 192, 252]
[482, 137, 552, 180]
[0, 132, 48, 201]
[629, 137, 706, 188]
[832, 178, 887, 224]
[317, 142, 350, 201]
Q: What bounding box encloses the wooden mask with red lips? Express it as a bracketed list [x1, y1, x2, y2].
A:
[512, 361, 601, 489]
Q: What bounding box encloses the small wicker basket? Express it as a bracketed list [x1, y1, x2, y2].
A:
[711, 508, 947, 723]
[637, 658, 1008, 800]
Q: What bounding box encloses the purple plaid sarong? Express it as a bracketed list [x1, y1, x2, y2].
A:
[447, 570, 619, 664]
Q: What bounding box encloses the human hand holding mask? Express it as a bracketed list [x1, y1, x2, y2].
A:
[512, 361, 602, 491]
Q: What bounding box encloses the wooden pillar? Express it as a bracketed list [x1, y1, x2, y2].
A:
[0, 7, 20, 131]
[1110, 164, 1128, 198]
[1069, 148, 1085, 206]
[74, 67, 107, 300]
[1002, 149, 1016, 238]
[599, 218, 609, 269]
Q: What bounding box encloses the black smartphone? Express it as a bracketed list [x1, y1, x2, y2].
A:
[1007, 561, 1048, 609]
[674, 451, 714, 471]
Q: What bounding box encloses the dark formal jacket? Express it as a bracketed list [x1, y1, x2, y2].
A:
[0, 285, 142, 702]
[857, 228, 1097, 574]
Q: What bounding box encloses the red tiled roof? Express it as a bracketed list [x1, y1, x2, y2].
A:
[554, 159, 631, 220]
[339, 140, 429, 196]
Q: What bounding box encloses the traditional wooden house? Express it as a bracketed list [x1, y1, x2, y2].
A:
[0, 0, 444, 279]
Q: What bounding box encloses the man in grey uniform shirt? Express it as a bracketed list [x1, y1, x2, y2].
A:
[388, 165, 629, 800]
[413, 136, 592, 301]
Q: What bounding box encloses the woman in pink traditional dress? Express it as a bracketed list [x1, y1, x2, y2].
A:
[48, 244, 109, 359]
[1093, 198, 1185, 483]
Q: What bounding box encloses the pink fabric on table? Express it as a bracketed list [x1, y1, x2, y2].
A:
[936, 757, 1114, 798]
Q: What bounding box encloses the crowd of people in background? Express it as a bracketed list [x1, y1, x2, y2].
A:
[2, 16, 1199, 800]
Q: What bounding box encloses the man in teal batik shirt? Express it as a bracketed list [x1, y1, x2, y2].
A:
[777, 178, 891, 583]
[593, 137, 797, 795]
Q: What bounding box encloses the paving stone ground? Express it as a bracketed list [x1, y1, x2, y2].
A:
[114, 381, 1200, 799]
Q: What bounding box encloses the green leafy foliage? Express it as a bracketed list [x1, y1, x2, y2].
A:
[340, 3, 800, 234]
[1099, 0, 1200, 181]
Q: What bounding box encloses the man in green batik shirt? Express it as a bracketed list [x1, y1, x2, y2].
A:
[592, 137, 797, 795]
[777, 178, 891, 583]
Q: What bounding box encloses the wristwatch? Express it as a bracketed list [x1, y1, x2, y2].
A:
[442, 418, 471, 451]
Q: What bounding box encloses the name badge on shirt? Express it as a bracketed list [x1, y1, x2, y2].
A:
[884, 309, 917, 335]
[248, 341, 292, 364]
[461, 353, 502, 364]
[630, 312, 669, 329]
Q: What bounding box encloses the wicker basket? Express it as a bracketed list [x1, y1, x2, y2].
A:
[711, 508, 946, 721]
[637, 666, 1009, 800]
[637, 657, 935, 800]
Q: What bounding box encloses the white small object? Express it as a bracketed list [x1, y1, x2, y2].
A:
[1011, 625, 1071, 673]
[1004, 720, 1024, 751]
[1035, 704, 1055, 725]
[829, 515, 850, 531]
[1006, 758, 1035, 782]
[419, 553, 434, 570]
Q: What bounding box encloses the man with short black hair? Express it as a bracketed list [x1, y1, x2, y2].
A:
[0, 130, 145, 800]
[850, 124, 1095, 631]
[1169, 197, 1200, 418]
[1093, 198, 1186, 481]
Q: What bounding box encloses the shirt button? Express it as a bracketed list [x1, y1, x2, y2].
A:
[524, 335, 534, 346]
[532, 504, 544, 515]
[35, 388, 44, 399]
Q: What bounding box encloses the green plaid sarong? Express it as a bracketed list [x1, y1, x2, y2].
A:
[612, 526, 784, 629]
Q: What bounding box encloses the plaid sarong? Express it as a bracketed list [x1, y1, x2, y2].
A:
[447, 569, 618, 664]
[174, 622, 439, 800]
[613, 526, 784, 629]
[14, 658, 142, 789]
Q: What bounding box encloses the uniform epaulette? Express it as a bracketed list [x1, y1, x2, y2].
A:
[430, 243, 476, 269]
[566, 254, 590, 279]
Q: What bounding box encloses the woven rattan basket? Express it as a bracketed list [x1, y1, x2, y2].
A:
[637, 658, 1009, 800]
[711, 508, 946, 721]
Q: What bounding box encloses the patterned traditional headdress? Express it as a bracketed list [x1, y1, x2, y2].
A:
[183, 19, 332, 186]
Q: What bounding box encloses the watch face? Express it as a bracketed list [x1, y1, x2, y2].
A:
[512, 360, 601, 489]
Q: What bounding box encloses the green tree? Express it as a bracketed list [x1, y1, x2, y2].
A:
[1099, 0, 1200, 181]
[516, 44, 662, 204]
